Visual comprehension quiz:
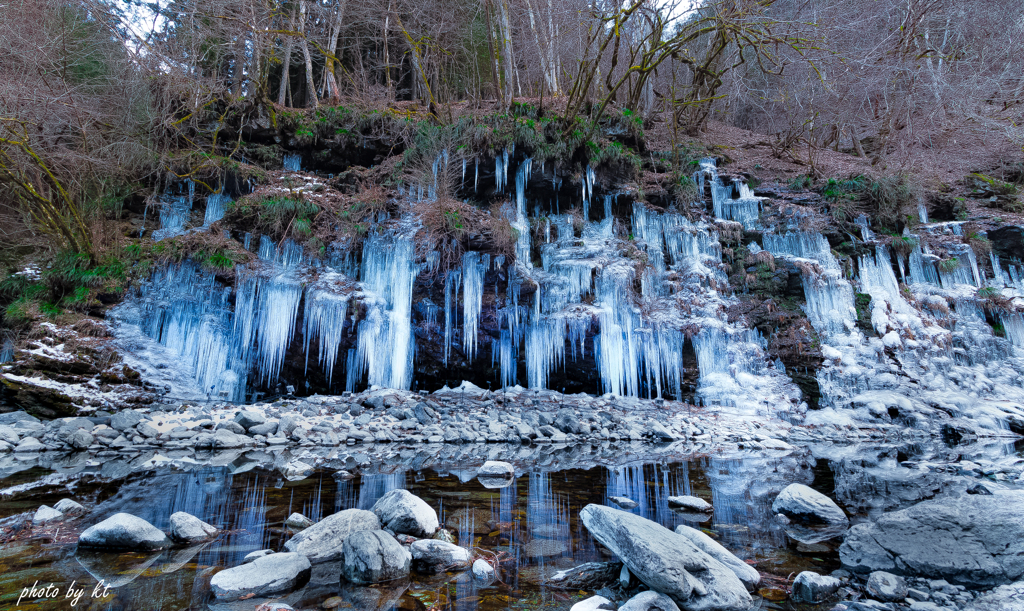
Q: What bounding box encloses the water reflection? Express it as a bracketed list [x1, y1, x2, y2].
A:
[0, 456, 846, 611]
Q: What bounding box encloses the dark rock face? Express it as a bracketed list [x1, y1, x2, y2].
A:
[839, 491, 1024, 587]
[989, 226, 1024, 263]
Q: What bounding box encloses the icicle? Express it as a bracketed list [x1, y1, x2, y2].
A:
[474, 158, 479, 193]
[513, 159, 533, 268]
[443, 269, 462, 365]
[302, 277, 351, 385]
[283, 153, 302, 172]
[462, 252, 488, 359]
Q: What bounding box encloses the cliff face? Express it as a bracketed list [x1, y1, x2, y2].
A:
[3, 107, 1023, 437]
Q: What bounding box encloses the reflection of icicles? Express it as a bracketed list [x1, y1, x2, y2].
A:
[335, 473, 407, 512]
[349, 232, 418, 390]
[462, 252, 488, 360]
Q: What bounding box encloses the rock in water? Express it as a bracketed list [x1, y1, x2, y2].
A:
[476, 460, 514, 477]
[473, 559, 495, 581]
[371, 489, 438, 537]
[547, 562, 622, 590]
[675, 525, 760, 590]
[409, 539, 471, 572]
[286, 512, 314, 530]
[54, 498, 85, 516]
[571, 595, 618, 611]
[341, 530, 411, 584]
[610, 496, 639, 509]
[866, 571, 908, 602]
[668, 496, 713, 513]
[169, 511, 219, 543]
[283, 508, 380, 563]
[210, 552, 311, 600]
[839, 491, 1024, 587]
[79, 513, 172, 550]
[790, 571, 841, 603]
[771, 483, 848, 525]
[619, 591, 682, 611]
[33, 505, 63, 524]
[579, 504, 751, 610]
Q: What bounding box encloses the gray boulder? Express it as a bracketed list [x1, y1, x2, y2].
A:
[341, 530, 411, 584]
[409, 539, 471, 573]
[554, 408, 583, 434]
[33, 505, 63, 524]
[249, 421, 278, 436]
[169, 511, 219, 543]
[790, 571, 841, 603]
[210, 552, 311, 600]
[772, 483, 848, 525]
[473, 559, 495, 581]
[477, 460, 514, 477]
[0, 424, 21, 444]
[15, 437, 45, 452]
[242, 549, 275, 564]
[54, 498, 85, 516]
[675, 524, 760, 590]
[570, 596, 617, 611]
[79, 513, 172, 550]
[619, 591, 681, 611]
[286, 512, 314, 530]
[839, 491, 1024, 587]
[110, 410, 143, 431]
[234, 410, 266, 430]
[372, 489, 438, 537]
[866, 571, 908, 602]
[215, 420, 246, 435]
[668, 496, 713, 513]
[283, 508, 380, 563]
[579, 504, 751, 610]
[68, 429, 94, 450]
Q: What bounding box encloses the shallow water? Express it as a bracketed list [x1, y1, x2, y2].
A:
[0, 440, 1015, 611]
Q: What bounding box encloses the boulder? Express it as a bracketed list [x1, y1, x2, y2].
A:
[283, 508, 380, 563]
[866, 571, 908, 602]
[110, 410, 143, 431]
[249, 421, 278, 436]
[473, 559, 495, 581]
[619, 591, 682, 611]
[839, 491, 1024, 587]
[286, 512, 314, 530]
[243, 549, 275, 564]
[579, 504, 751, 610]
[371, 489, 438, 537]
[54, 498, 85, 516]
[210, 552, 311, 600]
[234, 410, 266, 430]
[340, 530, 412, 584]
[674, 525, 760, 590]
[477, 460, 515, 478]
[409, 539, 471, 573]
[610, 496, 639, 509]
[78, 513, 172, 550]
[554, 408, 583, 434]
[15, 437, 46, 452]
[790, 571, 841, 603]
[169, 511, 219, 543]
[215, 420, 246, 435]
[0, 425, 19, 444]
[771, 484, 848, 525]
[33, 505, 63, 524]
[281, 460, 314, 481]
[668, 496, 713, 513]
[571, 595, 617, 611]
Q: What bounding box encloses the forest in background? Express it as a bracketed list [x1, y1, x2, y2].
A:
[0, 0, 1022, 327]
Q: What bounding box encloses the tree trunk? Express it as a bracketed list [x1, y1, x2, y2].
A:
[299, 1, 318, 108]
[277, 6, 297, 106]
[324, 0, 347, 100]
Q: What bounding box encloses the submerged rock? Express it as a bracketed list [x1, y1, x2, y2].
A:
[409, 539, 471, 573]
[619, 590, 681, 611]
[771, 483, 848, 525]
[839, 491, 1024, 587]
[283, 508, 380, 563]
[341, 530, 411, 584]
[169, 511, 219, 543]
[78, 513, 171, 550]
[210, 552, 311, 599]
[371, 489, 438, 537]
[579, 504, 751, 610]
[790, 571, 841, 603]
